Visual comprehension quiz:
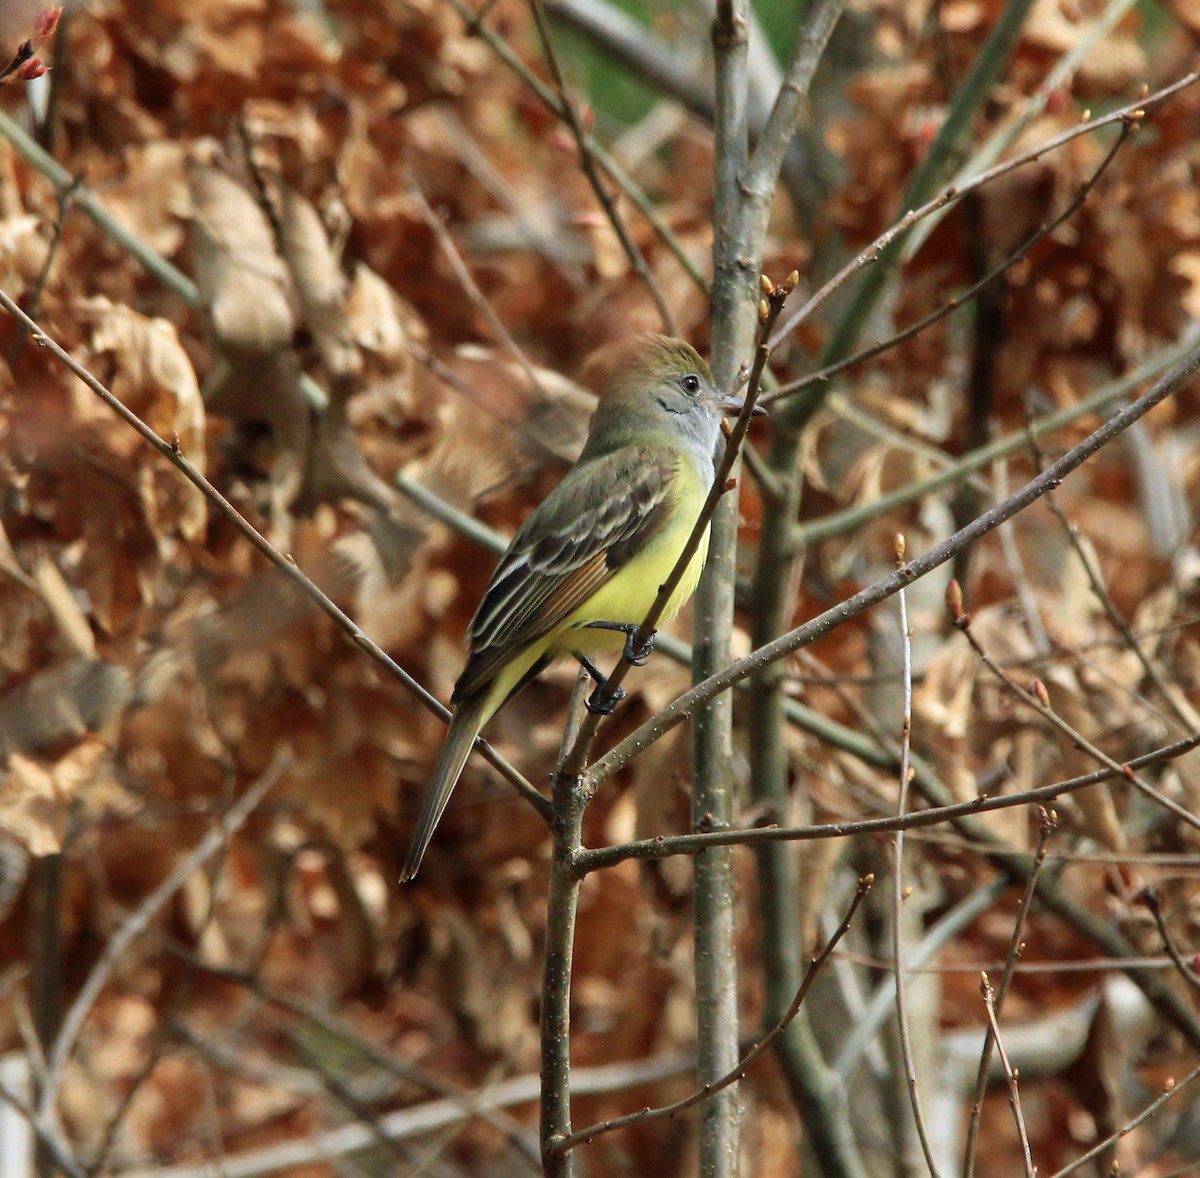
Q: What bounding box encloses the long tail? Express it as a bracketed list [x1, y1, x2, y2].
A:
[401, 691, 491, 882]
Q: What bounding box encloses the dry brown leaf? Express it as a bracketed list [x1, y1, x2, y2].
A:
[0, 739, 111, 855]
[344, 262, 412, 362]
[0, 213, 48, 292]
[101, 141, 191, 258]
[189, 156, 295, 353]
[78, 299, 208, 549]
[277, 184, 360, 381]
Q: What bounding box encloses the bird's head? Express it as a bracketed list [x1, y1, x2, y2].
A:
[584, 335, 757, 457]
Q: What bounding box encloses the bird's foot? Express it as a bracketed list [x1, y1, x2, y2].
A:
[583, 621, 656, 667]
[586, 682, 627, 715]
[576, 653, 628, 714]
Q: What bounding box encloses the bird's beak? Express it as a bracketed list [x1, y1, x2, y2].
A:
[715, 395, 767, 417]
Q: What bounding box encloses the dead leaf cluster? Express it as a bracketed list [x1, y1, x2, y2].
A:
[0, 1, 1198, 1174]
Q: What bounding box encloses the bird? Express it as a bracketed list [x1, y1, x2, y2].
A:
[401, 335, 759, 881]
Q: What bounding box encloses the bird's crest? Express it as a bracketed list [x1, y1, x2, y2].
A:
[604, 334, 711, 394]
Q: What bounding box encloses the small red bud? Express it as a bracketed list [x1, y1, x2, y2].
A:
[36, 7, 63, 39]
[16, 57, 47, 80]
[1031, 679, 1051, 708]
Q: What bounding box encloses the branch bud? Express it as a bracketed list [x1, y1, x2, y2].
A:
[36, 8, 62, 38]
[16, 56, 47, 80]
[759, 273, 775, 296]
[945, 579, 966, 626]
[757, 299, 770, 322]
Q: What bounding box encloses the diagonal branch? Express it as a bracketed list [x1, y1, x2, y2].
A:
[589, 336, 1200, 787]
[552, 873, 872, 1154]
[529, 0, 677, 334]
[743, 0, 847, 196]
[37, 754, 289, 1127]
[0, 290, 548, 821]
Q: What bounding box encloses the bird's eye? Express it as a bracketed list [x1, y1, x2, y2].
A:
[681, 374, 701, 395]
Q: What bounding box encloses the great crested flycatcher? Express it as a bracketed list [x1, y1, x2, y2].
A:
[401, 335, 756, 881]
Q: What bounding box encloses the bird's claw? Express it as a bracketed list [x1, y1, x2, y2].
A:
[586, 683, 627, 715]
[623, 630, 655, 666]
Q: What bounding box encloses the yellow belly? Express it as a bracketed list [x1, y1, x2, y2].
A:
[476, 450, 713, 727]
[556, 517, 710, 662]
[476, 515, 711, 727]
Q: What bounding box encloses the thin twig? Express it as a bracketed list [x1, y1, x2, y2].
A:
[0, 289, 547, 821]
[0, 110, 199, 303]
[962, 808, 1057, 1178]
[798, 325, 1200, 545]
[902, 0, 1141, 263]
[86, 818, 239, 1178]
[1044, 1061, 1200, 1178]
[6, 177, 77, 368]
[764, 121, 1133, 407]
[282, 1021, 415, 1168]
[159, 948, 541, 1166]
[37, 755, 289, 1126]
[794, 0, 1031, 373]
[550, 873, 873, 1153]
[835, 879, 1011, 1079]
[528, 0, 676, 333]
[0, 1081, 84, 1178]
[576, 731, 1200, 872]
[1139, 887, 1200, 998]
[947, 584, 1200, 835]
[113, 1050, 698, 1178]
[980, 973, 1035, 1177]
[1030, 427, 1200, 736]
[406, 176, 548, 396]
[447, 0, 707, 293]
[585, 337, 1200, 789]
[769, 72, 1200, 355]
[889, 534, 942, 1177]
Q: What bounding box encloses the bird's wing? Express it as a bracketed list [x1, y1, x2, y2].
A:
[452, 447, 680, 702]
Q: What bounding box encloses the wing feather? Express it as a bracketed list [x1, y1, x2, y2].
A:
[452, 448, 677, 702]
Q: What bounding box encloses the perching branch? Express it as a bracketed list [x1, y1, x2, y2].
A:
[557, 273, 788, 778]
[588, 337, 1200, 789]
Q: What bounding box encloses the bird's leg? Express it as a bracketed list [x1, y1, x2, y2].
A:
[582, 621, 656, 667]
[575, 654, 628, 715]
